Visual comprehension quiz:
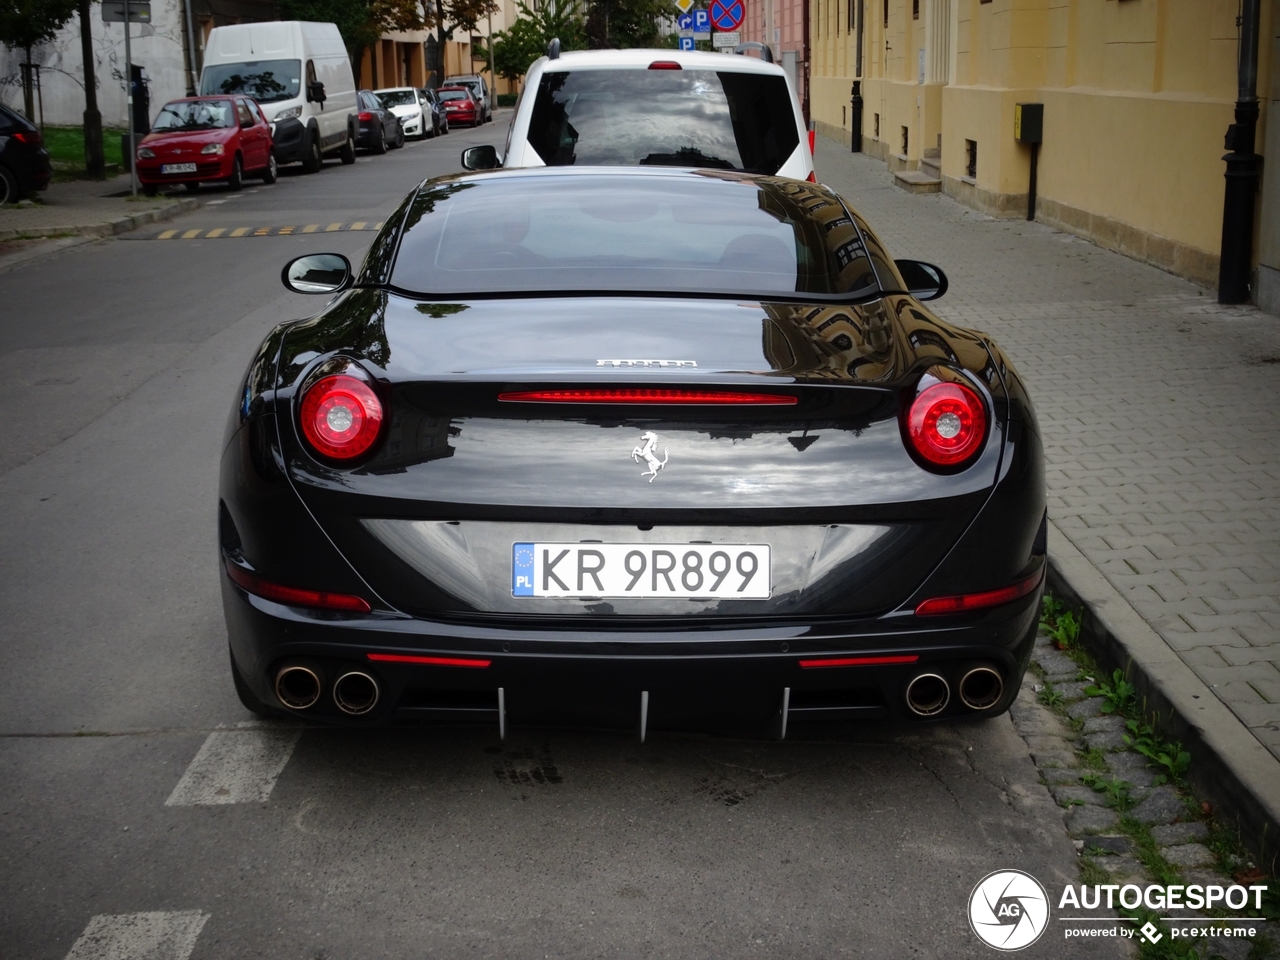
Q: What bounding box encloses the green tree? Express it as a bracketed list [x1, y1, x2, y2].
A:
[585, 0, 676, 49]
[0, 0, 78, 119]
[278, 0, 424, 84]
[492, 0, 584, 84]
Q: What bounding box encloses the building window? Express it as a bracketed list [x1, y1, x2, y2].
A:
[901, 126, 909, 156]
[966, 139, 978, 178]
[913, 0, 919, 18]
[874, 113, 880, 138]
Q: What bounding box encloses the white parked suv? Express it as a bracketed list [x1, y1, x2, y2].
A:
[462, 47, 814, 181]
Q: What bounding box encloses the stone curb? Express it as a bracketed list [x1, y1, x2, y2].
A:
[0, 196, 202, 242]
[1046, 519, 1280, 874]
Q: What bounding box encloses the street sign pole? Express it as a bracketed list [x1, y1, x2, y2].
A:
[124, 0, 136, 196]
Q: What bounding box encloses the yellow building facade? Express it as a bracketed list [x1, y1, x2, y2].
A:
[810, 0, 1277, 293]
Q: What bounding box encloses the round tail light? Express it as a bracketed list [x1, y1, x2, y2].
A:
[905, 381, 987, 467]
[299, 374, 383, 460]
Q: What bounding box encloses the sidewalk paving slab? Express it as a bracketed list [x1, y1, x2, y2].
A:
[0, 173, 201, 241]
[815, 137, 1280, 866]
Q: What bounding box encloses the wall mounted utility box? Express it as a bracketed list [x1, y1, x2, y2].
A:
[1015, 103, 1043, 144]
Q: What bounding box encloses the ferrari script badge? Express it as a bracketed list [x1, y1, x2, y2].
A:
[631, 431, 669, 482]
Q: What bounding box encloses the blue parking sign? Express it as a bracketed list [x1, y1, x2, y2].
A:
[693, 8, 710, 32]
[679, 35, 695, 50]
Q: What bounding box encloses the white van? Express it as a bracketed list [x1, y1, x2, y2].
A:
[200, 21, 357, 172]
[464, 47, 814, 181]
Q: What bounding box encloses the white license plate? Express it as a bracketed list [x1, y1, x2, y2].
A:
[161, 163, 197, 174]
[512, 542, 770, 599]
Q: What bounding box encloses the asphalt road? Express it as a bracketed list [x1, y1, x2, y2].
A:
[0, 120, 1120, 959]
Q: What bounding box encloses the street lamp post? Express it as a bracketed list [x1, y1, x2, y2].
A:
[124, 0, 136, 197]
[1218, 0, 1262, 304]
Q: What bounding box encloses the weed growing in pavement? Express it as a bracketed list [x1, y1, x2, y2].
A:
[1123, 718, 1191, 786]
[1078, 746, 1107, 771]
[1080, 773, 1135, 811]
[1077, 857, 1110, 886]
[1037, 679, 1065, 707]
[1043, 607, 1081, 651]
[1037, 594, 1280, 952]
[1119, 817, 1182, 886]
[1084, 668, 1138, 714]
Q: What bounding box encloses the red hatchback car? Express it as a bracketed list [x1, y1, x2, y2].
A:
[436, 86, 479, 128]
[136, 96, 277, 195]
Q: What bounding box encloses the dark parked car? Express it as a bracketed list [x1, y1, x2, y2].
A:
[222, 168, 1044, 736]
[0, 104, 52, 204]
[355, 90, 403, 153]
[420, 87, 448, 136]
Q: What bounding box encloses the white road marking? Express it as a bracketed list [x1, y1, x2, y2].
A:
[64, 911, 209, 960]
[165, 727, 301, 806]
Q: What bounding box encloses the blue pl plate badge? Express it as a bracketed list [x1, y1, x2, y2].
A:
[512, 543, 536, 596]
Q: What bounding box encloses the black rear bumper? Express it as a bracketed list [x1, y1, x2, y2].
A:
[271, 118, 309, 164]
[223, 569, 1041, 732]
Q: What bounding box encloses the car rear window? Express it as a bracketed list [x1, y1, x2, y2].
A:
[387, 173, 879, 298]
[526, 69, 800, 175]
[438, 90, 469, 101]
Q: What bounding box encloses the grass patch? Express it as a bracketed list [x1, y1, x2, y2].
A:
[41, 125, 126, 170]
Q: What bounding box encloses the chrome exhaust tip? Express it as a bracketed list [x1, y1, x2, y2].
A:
[275, 664, 322, 710]
[905, 673, 950, 717]
[333, 671, 380, 716]
[959, 665, 1005, 711]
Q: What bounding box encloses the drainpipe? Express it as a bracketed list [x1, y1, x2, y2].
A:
[850, 0, 863, 152]
[1217, 0, 1262, 304]
[801, 0, 810, 126]
[181, 0, 199, 95]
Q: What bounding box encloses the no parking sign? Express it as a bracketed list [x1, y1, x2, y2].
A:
[709, 0, 744, 32]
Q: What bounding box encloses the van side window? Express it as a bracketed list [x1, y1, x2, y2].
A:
[306, 61, 317, 87]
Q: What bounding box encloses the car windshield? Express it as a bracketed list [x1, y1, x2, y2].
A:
[527, 69, 801, 175]
[200, 60, 301, 104]
[389, 173, 880, 298]
[152, 100, 236, 131]
[377, 90, 417, 107]
[438, 90, 469, 101]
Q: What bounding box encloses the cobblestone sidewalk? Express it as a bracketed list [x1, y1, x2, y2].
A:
[1014, 628, 1275, 959]
[0, 173, 199, 240]
[816, 139, 1280, 766]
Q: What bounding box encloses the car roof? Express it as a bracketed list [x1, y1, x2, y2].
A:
[541, 48, 785, 76]
[373, 86, 417, 93]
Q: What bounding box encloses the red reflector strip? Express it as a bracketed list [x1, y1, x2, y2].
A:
[914, 570, 1044, 617]
[366, 653, 492, 668]
[798, 655, 920, 669]
[648, 60, 682, 69]
[498, 389, 797, 405]
[224, 560, 371, 613]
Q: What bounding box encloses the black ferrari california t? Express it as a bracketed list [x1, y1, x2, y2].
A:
[221, 166, 1045, 737]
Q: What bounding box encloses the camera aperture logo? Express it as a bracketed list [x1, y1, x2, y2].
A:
[969, 870, 1050, 951]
